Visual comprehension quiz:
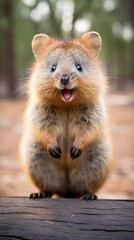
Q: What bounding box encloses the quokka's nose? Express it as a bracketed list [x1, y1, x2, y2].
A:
[60, 74, 70, 85]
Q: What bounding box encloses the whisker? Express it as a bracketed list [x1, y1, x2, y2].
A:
[14, 88, 28, 99]
[70, 72, 76, 77]
[71, 76, 76, 80]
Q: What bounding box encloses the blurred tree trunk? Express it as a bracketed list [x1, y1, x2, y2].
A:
[46, 0, 62, 37]
[121, 0, 134, 84]
[3, 0, 16, 98]
[128, 0, 134, 82]
[71, 0, 93, 38]
[117, 39, 127, 89]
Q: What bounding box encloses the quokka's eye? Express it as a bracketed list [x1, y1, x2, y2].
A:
[76, 64, 82, 71]
[51, 65, 56, 72]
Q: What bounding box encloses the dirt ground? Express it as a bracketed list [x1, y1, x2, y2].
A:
[0, 94, 134, 199]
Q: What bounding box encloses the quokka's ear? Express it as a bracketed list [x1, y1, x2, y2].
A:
[32, 34, 52, 60]
[80, 32, 102, 57]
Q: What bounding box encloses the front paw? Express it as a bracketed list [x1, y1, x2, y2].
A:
[70, 145, 82, 159]
[48, 144, 62, 159]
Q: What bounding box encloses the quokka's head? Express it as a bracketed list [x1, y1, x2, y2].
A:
[30, 32, 106, 105]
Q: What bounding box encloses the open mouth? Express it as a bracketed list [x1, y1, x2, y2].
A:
[61, 88, 74, 101]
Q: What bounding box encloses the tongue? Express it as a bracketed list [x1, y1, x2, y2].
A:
[64, 88, 71, 100]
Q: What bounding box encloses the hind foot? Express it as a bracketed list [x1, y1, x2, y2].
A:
[29, 192, 52, 199]
[83, 193, 98, 200]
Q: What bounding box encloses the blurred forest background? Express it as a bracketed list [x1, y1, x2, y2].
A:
[0, 0, 134, 199]
[0, 0, 134, 96]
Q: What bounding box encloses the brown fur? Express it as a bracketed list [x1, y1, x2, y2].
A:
[21, 32, 113, 198]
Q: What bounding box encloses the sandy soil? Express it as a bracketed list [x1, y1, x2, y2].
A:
[0, 94, 134, 199]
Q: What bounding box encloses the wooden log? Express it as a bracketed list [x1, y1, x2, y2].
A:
[0, 197, 134, 240]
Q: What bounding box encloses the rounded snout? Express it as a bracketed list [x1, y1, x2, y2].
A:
[60, 74, 70, 86]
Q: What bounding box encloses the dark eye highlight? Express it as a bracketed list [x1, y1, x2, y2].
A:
[51, 65, 56, 72]
[76, 64, 82, 72]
